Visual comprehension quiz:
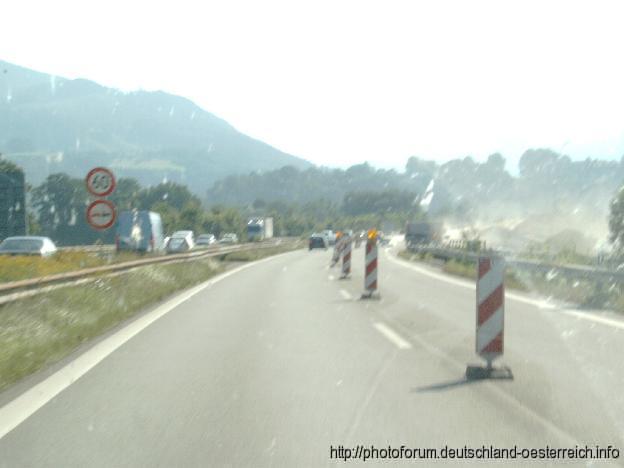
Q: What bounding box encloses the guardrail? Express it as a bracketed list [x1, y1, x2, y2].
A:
[58, 244, 116, 253]
[0, 239, 299, 298]
[406, 243, 624, 283]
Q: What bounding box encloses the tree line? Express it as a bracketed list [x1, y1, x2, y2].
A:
[206, 150, 624, 226]
[20, 149, 624, 255]
[23, 171, 424, 245]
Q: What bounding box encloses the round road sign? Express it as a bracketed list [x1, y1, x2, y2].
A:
[86, 167, 116, 197]
[86, 199, 116, 230]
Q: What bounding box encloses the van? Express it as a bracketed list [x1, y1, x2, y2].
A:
[115, 211, 165, 253]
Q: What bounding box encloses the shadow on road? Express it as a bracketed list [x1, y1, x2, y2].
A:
[412, 376, 484, 393]
[412, 367, 514, 393]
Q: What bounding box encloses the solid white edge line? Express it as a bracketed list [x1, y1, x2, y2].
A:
[0, 253, 292, 440]
[373, 322, 412, 349]
[386, 250, 624, 331]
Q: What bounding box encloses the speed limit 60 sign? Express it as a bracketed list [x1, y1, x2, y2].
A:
[86, 167, 116, 197]
[86, 167, 116, 231]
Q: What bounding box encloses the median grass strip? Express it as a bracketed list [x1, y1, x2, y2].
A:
[0, 244, 303, 392]
[0, 258, 223, 392]
[0, 251, 145, 283]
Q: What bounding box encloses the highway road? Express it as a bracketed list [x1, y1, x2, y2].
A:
[0, 240, 623, 467]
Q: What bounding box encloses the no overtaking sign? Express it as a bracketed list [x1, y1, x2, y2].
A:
[85, 167, 117, 230]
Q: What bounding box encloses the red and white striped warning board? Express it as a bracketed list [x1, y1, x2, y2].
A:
[341, 236, 352, 277]
[364, 230, 378, 295]
[331, 235, 345, 267]
[476, 256, 505, 363]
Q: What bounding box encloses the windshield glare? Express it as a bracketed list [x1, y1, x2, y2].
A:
[1, 3, 624, 466]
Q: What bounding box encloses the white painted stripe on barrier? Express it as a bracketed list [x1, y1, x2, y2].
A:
[477, 260, 505, 304]
[477, 307, 504, 353]
[0, 253, 293, 441]
[364, 239, 378, 293]
[365, 269, 377, 289]
[476, 256, 504, 357]
[342, 238, 352, 275]
[365, 249, 377, 264]
[373, 322, 412, 349]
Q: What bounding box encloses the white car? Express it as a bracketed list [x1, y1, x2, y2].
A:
[219, 233, 239, 244]
[0, 236, 58, 257]
[166, 230, 195, 253]
[196, 234, 217, 246]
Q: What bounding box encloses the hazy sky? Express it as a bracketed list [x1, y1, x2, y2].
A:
[1, 0, 623, 170]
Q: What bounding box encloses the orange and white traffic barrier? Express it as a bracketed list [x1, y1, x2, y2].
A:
[362, 230, 378, 297]
[476, 256, 505, 367]
[341, 235, 352, 278]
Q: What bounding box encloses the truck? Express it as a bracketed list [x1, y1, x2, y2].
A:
[321, 229, 337, 246]
[405, 221, 443, 247]
[247, 217, 274, 241]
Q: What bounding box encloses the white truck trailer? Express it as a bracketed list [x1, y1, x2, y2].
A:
[247, 217, 274, 241]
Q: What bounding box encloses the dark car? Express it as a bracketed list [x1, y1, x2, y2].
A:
[309, 234, 327, 250]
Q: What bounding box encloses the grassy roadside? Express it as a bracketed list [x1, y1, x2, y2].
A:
[398, 249, 624, 311]
[0, 245, 300, 392]
[397, 250, 527, 292]
[0, 251, 144, 283]
[0, 242, 303, 284]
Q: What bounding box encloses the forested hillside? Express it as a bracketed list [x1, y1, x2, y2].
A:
[207, 149, 624, 251]
[0, 60, 310, 194]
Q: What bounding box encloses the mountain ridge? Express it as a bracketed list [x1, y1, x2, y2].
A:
[0, 60, 311, 194]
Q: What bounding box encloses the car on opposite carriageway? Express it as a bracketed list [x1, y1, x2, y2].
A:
[0, 236, 58, 257]
[196, 233, 217, 246]
[219, 233, 239, 244]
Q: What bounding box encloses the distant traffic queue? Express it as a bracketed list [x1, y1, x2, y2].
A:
[115, 209, 251, 253]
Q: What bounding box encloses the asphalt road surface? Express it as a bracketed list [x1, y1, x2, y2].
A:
[1, 240, 623, 467]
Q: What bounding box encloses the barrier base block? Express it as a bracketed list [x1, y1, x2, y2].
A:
[465, 365, 513, 381]
[360, 291, 380, 300]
